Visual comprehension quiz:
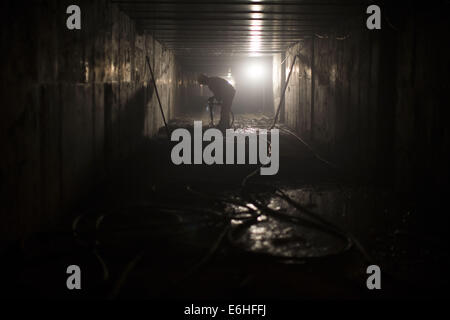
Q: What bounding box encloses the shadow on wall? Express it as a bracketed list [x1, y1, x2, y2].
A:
[104, 84, 148, 171]
[0, 81, 156, 249]
[0, 0, 177, 248]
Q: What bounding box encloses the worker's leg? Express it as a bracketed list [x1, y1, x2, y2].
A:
[219, 99, 231, 128]
[209, 102, 214, 126]
[218, 91, 235, 129]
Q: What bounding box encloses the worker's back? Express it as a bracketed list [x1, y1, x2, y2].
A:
[205, 76, 235, 100]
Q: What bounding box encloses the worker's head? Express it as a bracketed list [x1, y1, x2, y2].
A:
[197, 73, 209, 85]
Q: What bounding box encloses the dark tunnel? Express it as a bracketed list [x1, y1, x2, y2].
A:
[1, 0, 450, 304]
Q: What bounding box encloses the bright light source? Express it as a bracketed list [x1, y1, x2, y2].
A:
[246, 62, 265, 79]
[250, 25, 262, 31]
[226, 68, 235, 87]
[249, 20, 263, 55]
[250, 40, 261, 52]
[226, 74, 236, 87]
[251, 5, 263, 12]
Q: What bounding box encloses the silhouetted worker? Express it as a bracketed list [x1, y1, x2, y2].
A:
[198, 74, 236, 130]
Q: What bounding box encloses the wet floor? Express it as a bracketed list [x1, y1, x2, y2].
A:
[5, 114, 450, 299]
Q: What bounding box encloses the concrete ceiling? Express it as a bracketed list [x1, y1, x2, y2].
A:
[113, 0, 365, 62]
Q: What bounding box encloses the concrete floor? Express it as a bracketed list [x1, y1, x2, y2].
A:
[4, 114, 450, 299]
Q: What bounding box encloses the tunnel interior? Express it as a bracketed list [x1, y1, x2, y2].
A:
[1, 0, 450, 300]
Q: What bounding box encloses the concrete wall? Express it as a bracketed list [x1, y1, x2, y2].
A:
[0, 0, 178, 246]
[272, 53, 285, 122]
[275, 9, 450, 191]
